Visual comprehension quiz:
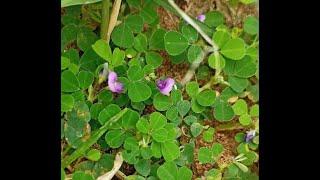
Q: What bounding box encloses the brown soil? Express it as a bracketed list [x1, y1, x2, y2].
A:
[157, 7, 180, 31]
[120, 162, 135, 176]
[143, 104, 156, 114]
[155, 51, 189, 82]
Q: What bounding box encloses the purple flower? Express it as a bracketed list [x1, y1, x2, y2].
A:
[156, 78, 175, 96]
[197, 14, 206, 22]
[245, 130, 256, 143]
[108, 71, 123, 93]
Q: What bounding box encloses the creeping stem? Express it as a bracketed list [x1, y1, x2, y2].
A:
[101, 0, 111, 40]
[167, 0, 219, 51]
[105, 0, 122, 42]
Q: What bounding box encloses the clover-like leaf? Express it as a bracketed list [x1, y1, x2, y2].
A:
[208, 53, 225, 70]
[211, 143, 224, 156]
[153, 93, 173, 111]
[224, 56, 257, 78]
[80, 48, 105, 74]
[72, 171, 94, 180]
[149, 28, 166, 50]
[196, 89, 216, 107]
[250, 104, 259, 117]
[68, 63, 80, 74]
[140, 6, 158, 24]
[151, 141, 162, 158]
[123, 149, 140, 164]
[203, 127, 215, 143]
[86, 149, 101, 161]
[239, 114, 252, 126]
[186, 81, 199, 98]
[134, 159, 151, 177]
[170, 52, 187, 64]
[124, 137, 139, 151]
[164, 31, 189, 56]
[78, 71, 94, 89]
[152, 128, 168, 142]
[177, 166, 193, 180]
[121, 109, 140, 129]
[157, 161, 178, 180]
[92, 39, 112, 61]
[74, 101, 91, 122]
[105, 129, 126, 148]
[205, 11, 224, 27]
[146, 51, 163, 68]
[191, 98, 205, 113]
[214, 100, 234, 121]
[166, 106, 179, 121]
[171, 89, 183, 104]
[77, 27, 98, 52]
[136, 117, 150, 134]
[61, 56, 70, 70]
[126, 14, 144, 33]
[140, 147, 153, 159]
[61, 70, 80, 92]
[232, 99, 248, 115]
[134, 33, 148, 52]
[213, 30, 231, 48]
[198, 147, 212, 164]
[206, 168, 222, 179]
[187, 45, 203, 63]
[190, 122, 203, 137]
[111, 22, 134, 48]
[111, 48, 125, 67]
[61, 24, 78, 51]
[63, 48, 79, 65]
[127, 65, 144, 81]
[150, 112, 167, 131]
[221, 38, 246, 60]
[98, 104, 121, 125]
[184, 115, 197, 126]
[229, 76, 248, 93]
[177, 100, 191, 117]
[61, 94, 75, 112]
[181, 25, 198, 43]
[98, 89, 113, 104]
[161, 141, 180, 161]
[235, 132, 246, 143]
[128, 82, 152, 102]
[240, 0, 256, 4]
[244, 16, 259, 35]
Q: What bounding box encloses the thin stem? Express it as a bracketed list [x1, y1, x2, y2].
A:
[167, 0, 219, 50]
[180, 46, 212, 86]
[101, 0, 111, 40]
[198, 80, 213, 92]
[97, 152, 124, 180]
[105, 0, 122, 43]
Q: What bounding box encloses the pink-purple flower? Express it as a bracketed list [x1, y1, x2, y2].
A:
[197, 14, 206, 22]
[245, 130, 256, 143]
[156, 78, 175, 96]
[108, 71, 123, 93]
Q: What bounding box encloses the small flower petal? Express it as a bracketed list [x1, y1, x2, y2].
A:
[108, 71, 118, 84]
[197, 14, 206, 22]
[157, 78, 175, 96]
[245, 130, 256, 143]
[108, 71, 123, 93]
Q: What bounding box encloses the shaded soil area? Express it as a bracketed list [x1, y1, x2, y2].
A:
[155, 51, 189, 82]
